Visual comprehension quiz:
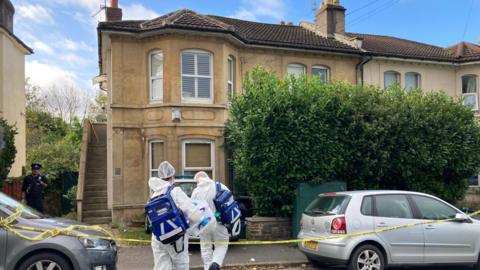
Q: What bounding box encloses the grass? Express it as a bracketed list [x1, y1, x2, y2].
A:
[112, 226, 151, 246]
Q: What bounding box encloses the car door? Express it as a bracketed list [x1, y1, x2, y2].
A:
[410, 195, 475, 263]
[373, 194, 425, 264]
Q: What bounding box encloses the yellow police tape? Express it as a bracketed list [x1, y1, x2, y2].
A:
[1, 207, 480, 246]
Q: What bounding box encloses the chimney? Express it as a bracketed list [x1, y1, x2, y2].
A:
[316, 0, 346, 38]
[0, 0, 15, 32]
[106, 0, 122, 22]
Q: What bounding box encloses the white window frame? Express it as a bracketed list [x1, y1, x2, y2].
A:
[405, 72, 421, 91]
[227, 56, 234, 102]
[182, 139, 215, 179]
[462, 75, 478, 111]
[287, 64, 306, 77]
[384, 71, 400, 89]
[181, 50, 213, 104]
[149, 140, 164, 178]
[149, 50, 163, 103]
[469, 174, 480, 187]
[312, 65, 330, 83]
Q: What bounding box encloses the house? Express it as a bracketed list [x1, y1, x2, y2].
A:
[82, 0, 480, 223]
[0, 0, 33, 178]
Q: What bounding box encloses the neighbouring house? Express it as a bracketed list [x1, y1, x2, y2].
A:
[0, 0, 32, 178]
[81, 0, 480, 223]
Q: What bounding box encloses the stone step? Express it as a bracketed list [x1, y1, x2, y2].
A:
[83, 202, 108, 211]
[83, 196, 108, 204]
[85, 190, 107, 198]
[83, 217, 112, 225]
[85, 179, 107, 185]
[85, 167, 106, 173]
[84, 184, 107, 192]
[83, 209, 111, 218]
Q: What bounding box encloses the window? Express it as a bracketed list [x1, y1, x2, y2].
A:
[287, 64, 306, 78]
[181, 50, 213, 102]
[361, 196, 373, 216]
[227, 56, 235, 101]
[405, 72, 421, 91]
[468, 174, 480, 186]
[304, 195, 350, 216]
[410, 195, 457, 220]
[183, 140, 215, 178]
[374, 195, 413, 219]
[149, 50, 163, 102]
[384, 71, 400, 89]
[149, 140, 164, 178]
[462, 75, 478, 110]
[312, 65, 329, 83]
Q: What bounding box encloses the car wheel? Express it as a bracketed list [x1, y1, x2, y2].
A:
[17, 252, 71, 270]
[348, 244, 384, 270]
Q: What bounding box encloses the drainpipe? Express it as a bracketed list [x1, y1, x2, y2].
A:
[356, 55, 372, 90]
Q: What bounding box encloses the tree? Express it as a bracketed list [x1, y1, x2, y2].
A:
[226, 68, 480, 217]
[43, 84, 92, 124]
[0, 118, 17, 187]
[88, 91, 108, 122]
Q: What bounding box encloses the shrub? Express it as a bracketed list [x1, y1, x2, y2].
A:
[0, 118, 17, 187]
[226, 68, 480, 217]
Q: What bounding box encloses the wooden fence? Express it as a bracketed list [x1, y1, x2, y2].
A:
[1, 178, 23, 201]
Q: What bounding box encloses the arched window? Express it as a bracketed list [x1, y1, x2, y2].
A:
[312, 65, 330, 83]
[384, 71, 400, 89]
[149, 50, 163, 102]
[462, 74, 478, 110]
[287, 64, 306, 78]
[405, 72, 421, 91]
[181, 50, 213, 102]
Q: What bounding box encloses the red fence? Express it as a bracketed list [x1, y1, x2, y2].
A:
[1, 178, 23, 201]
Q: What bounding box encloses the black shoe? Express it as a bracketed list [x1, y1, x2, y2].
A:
[208, 262, 221, 270]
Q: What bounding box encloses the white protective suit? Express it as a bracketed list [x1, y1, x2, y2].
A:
[191, 172, 230, 270]
[149, 161, 193, 270]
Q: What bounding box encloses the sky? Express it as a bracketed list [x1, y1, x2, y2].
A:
[10, 0, 480, 93]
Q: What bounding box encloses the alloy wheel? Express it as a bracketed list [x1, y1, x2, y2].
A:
[356, 249, 381, 270]
[27, 260, 63, 270]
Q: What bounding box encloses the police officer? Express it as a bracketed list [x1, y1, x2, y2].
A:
[22, 163, 48, 213]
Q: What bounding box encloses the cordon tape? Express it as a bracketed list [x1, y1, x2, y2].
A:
[1, 207, 480, 246]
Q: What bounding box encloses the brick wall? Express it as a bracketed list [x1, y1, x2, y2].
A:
[458, 187, 480, 211]
[246, 217, 291, 240]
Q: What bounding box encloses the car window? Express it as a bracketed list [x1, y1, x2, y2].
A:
[361, 196, 373, 216]
[411, 195, 457, 220]
[176, 182, 196, 197]
[374, 195, 413, 219]
[304, 195, 350, 216]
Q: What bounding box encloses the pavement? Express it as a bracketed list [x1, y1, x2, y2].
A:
[117, 244, 475, 270]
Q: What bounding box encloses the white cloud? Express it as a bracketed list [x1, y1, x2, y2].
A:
[32, 41, 54, 55]
[49, 0, 99, 12]
[26, 60, 80, 89]
[17, 4, 54, 24]
[121, 4, 160, 20]
[231, 0, 286, 22]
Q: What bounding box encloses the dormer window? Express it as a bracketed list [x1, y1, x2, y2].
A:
[462, 75, 478, 111]
[149, 50, 163, 102]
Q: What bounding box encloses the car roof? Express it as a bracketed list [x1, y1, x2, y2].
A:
[320, 190, 433, 197]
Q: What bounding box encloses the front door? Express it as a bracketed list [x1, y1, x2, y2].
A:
[373, 194, 424, 264]
[410, 195, 475, 263]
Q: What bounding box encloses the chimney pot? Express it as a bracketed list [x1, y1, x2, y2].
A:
[110, 0, 118, 8]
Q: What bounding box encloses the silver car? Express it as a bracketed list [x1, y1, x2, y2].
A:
[0, 192, 117, 270]
[298, 190, 480, 270]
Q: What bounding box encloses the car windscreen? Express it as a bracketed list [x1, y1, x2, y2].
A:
[0, 192, 45, 219]
[304, 195, 350, 216]
[176, 182, 196, 197]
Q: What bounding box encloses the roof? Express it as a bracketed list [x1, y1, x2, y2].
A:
[98, 8, 480, 64]
[0, 24, 33, 54]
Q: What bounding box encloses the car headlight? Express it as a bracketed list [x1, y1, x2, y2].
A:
[80, 238, 112, 250]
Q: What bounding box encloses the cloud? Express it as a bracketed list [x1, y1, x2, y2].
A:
[32, 41, 54, 55]
[121, 4, 160, 20]
[231, 0, 286, 22]
[17, 4, 54, 24]
[26, 60, 80, 89]
[49, 0, 99, 12]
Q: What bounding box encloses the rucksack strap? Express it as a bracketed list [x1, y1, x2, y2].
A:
[166, 183, 176, 195]
[215, 181, 221, 194]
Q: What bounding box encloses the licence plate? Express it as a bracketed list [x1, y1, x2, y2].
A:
[303, 240, 318, 250]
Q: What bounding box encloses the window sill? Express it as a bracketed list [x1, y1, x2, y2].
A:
[111, 103, 228, 109]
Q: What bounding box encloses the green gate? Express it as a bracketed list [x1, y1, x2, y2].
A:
[292, 181, 346, 237]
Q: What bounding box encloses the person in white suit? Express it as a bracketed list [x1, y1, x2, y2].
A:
[149, 161, 192, 270]
[191, 171, 230, 270]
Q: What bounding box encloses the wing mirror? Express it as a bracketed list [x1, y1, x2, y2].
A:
[453, 213, 469, 222]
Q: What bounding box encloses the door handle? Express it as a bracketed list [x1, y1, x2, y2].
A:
[377, 222, 388, 228]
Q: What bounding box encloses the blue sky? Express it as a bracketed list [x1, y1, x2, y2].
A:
[10, 0, 480, 92]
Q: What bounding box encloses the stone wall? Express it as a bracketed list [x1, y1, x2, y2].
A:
[458, 187, 480, 210]
[246, 217, 291, 240]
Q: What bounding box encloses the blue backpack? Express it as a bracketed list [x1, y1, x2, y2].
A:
[213, 181, 242, 236]
[145, 184, 189, 251]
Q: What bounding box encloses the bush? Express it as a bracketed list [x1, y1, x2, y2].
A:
[226, 68, 480, 217]
[0, 118, 17, 187]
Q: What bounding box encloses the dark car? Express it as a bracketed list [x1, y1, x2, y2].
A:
[0, 192, 117, 270]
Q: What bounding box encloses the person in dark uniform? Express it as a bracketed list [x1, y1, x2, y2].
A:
[22, 163, 48, 213]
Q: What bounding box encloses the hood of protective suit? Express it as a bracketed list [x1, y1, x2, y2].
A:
[148, 177, 170, 198]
